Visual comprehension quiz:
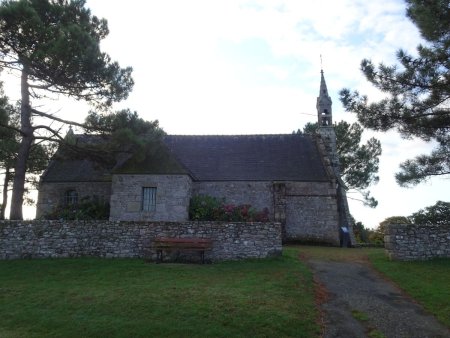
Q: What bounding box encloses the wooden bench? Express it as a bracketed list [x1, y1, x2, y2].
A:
[153, 237, 213, 264]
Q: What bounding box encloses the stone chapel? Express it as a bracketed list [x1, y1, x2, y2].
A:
[36, 71, 356, 245]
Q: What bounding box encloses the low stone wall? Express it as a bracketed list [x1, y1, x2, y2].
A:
[385, 224, 450, 261]
[0, 220, 282, 262]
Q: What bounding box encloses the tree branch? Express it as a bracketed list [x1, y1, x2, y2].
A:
[0, 121, 25, 136]
[32, 124, 66, 141]
[0, 59, 20, 65]
[31, 108, 91, 130]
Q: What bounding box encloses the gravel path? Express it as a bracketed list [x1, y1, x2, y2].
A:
[308, 260, 449, 338]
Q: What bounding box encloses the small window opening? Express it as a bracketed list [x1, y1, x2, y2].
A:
[142, 187, 157, 212]
[65, 189, 78, 205]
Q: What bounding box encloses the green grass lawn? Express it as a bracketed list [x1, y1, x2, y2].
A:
[0, 249, 320, 338]
[2, 246, 448, 337]
[367, 250, 450, 327]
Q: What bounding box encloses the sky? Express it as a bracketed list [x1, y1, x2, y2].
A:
[2, 0, 449, 228]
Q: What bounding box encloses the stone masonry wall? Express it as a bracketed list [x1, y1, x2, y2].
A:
[315, 131, 356, 245]
[193, 181, 273, 217]
[0, 221, 282, 262]
[194, 180, 341, 245]
[284, 181, 340, 245]
[385, 224, 450, 260]
[36, 182, 111, 218]
[109, 175, 192, 222]
[285, 196, 339, 245]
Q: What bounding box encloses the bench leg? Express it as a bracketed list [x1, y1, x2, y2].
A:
[156, 249, 163, 263]
[200, 250, 205, 264]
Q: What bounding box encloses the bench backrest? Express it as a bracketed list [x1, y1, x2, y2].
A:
[153, 237, 212, 249]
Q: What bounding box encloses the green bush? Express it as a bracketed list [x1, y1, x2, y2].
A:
[369, 216, 411, 244]
[409, 201, 450, 225]
[189, 195, 224, 221]
[43, 196, 110, 220]
[189, 195, 270, 222]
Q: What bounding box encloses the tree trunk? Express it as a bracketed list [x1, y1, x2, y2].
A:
[0, 166, 10, 220]
[10, 65, 33, 220]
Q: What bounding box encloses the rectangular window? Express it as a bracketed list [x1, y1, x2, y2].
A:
[142, 187, 157, 212]
[64, 189, 78, 205]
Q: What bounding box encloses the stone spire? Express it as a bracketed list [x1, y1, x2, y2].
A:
[316, 69, 337, 166]
[315, 68, 356, 246]
[316, 70, 332, 126]
[64, 125, 76, 145]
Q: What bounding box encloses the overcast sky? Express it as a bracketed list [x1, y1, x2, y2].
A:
[3, 0, 449, 228]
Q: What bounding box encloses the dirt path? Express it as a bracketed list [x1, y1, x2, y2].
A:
[308, 259, 449, 338]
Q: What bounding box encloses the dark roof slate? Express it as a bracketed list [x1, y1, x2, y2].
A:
[41, 159, 112, 182]
[40, 134, 114, 183]
[163, 134, 328, 181]
[41, 133, 329, 183]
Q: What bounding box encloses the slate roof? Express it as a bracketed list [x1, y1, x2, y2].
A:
[40, 134, 113, 183]
[41, 134, 330, 182]
[163, 134, 329, 181]
[40, 158, 112, 182]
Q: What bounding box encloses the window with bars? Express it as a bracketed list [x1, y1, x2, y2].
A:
[64, 189, 78, 205]
[142, 187, 157, 212]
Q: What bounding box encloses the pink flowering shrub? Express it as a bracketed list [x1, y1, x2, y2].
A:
[189, 195, 270, 222]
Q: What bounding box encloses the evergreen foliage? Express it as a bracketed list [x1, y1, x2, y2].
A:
[83, 109, 165, 165]
[371, 216, 411, 244]
[409, 200, 450, 225]
[352, 221, 370, 243]
[43, 196, 110, 220]
[0, 0, 133, 219]
[298, 120, 381, 207]
[369, 200, 450, 245]
[0, 81, 51, 219]
[339, 0, 450, 187]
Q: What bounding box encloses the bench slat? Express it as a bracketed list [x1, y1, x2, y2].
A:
[154, 238, 212, 244]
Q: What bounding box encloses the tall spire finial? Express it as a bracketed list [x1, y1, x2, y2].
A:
[316, 67, 332, 126]
[65, 125, 76, 145]
[320, 54, 323, 71]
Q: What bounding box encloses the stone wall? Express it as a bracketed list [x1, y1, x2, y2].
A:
[385, 224, 450, 260]
[193, 181, 273, 217]
[0, 221, 282, 262]
[36, 176, 343, 246]
[194, 180, 341, 245]
[109, 174, 192, 222]
[283, 181, 340, 245]
[315, 130, 356, 245]
[285, 196, 339, 245]
[36, 182, 111, 218]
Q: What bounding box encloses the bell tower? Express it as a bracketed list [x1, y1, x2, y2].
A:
[317, 69, 332, 127]
[316, 70, 338, 169]
[315, 69, 356, 246]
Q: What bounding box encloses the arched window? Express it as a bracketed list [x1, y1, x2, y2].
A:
[65, 189, 78, 205]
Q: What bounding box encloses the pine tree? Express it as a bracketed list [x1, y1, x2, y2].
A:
[339, 0, 450, 187]
[297, 120, 381, 207]
[0, 0, 133, 219]
[0, 82, 51, 219]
